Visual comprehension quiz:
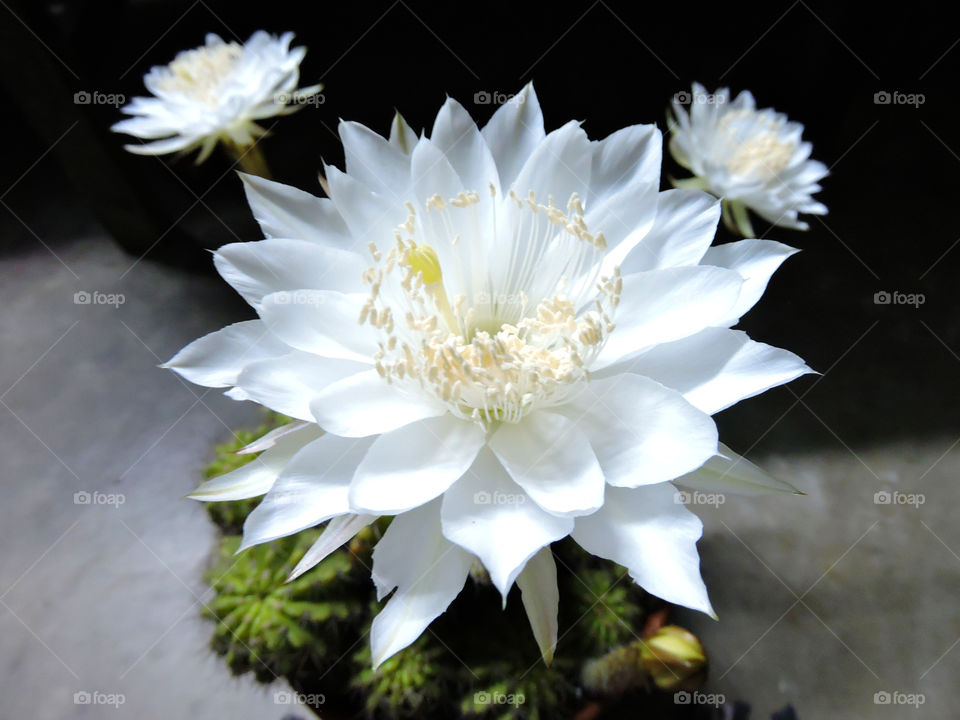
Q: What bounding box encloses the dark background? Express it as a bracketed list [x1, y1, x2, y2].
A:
[1, 0, 957, 454]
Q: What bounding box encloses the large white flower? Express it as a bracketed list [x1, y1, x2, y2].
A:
[113, 31, 320, 163]
[669, 83, 828, 235]
[166, 85, 812, 668]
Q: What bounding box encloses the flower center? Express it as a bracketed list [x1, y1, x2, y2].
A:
[359, 189, 620, 427]
[719, 110, 796, 181]
[154, 41, 243, 106]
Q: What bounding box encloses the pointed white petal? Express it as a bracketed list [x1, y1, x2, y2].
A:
[240, 434, 374, 550]
[604, 327, 813, 414]
[188, 424, 323, 501]
[286, 513, 377, 582]
[214, 238, 366, 308]
[440, 449, 573, 599]
[349, 415, 485, 514]
[675, 443, 801, 495]
[237, 352, 367, 421]
[558, 374, 717, 487]
[509, 120, 591, 206]
[702, 239, 798, 325]
[370, 500, 473, 667]
[259, 290, 377, 363]
[480, 83, 545, 191]
[339, 120, 411, 199]
[239, 172, 351, 246]
[516, 546, 559, 665]
[310, 370, 446, 437]
[163, 320, 287, 388]
[488, 411, 605, 517]
[237, 420, 312, 454]
[592, 266, 744, 370]
[431, 97, 500, 194]
[572, 484, 715, 616]
[389, 112, 418, 155]
[622, 189, 721, 274]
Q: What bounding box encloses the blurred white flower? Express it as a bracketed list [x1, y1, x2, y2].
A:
[669, 83, 828, 235]
[165, 85, 811, 668]
[112, 31, 320, 167]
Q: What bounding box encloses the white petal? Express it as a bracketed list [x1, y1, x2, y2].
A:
[349, 415, 485, 514]
[675, 443, 801, 495]
[440, 449, 573, 599]
[370, 500, 473, 667]
[430, 97, 500, 194]
[572, 483, 715, 616]
[162, 320, 288, 388]
[480, 83, 545, 191]
[188, 424, 323, 501]
[702, 239, 798, 325]
[509, 120, 591, 205]
[324, 164, 402, 250]
[259, 290, 377, 363]
[389, 112, 418, 154]
[214, 238, 366, 308]
[592, 266, 744, 370]
[240, 172, 351, 246]
[240, 434, 374, 550]
[286, 513, 377, 582]
[605, 327, 813, 414]
[557, 374, 717, 487]
[516, 546, 559, 665]
[237, 352, 366, 421]
[310, 370, 445, 437]
[237, 420, 311, 454]
[339, 120, 411, 199]
[621, 189, 720, 274]
[488, 411, 605, 516]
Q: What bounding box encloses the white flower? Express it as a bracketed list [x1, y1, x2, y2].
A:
[669, 83, 828, 235]
[165, 85, 812, 668]
[113, 31, 320, 162]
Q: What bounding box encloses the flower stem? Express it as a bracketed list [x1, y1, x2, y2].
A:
[223, 140, 272, 179]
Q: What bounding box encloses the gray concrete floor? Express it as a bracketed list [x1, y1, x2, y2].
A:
[1, 231, 958, 719]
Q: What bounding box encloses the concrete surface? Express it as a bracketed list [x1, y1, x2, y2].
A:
[1, 231, 958, 719]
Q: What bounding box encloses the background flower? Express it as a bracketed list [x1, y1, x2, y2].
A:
[669, 83, 828, 235]
[165, 85, 811, 668]
[112, 31, 320, 167]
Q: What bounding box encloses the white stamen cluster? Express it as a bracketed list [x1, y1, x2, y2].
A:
[358, 189, 621, 427]
[720, 110, 797, 181]
[153, 41, 243, 106]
